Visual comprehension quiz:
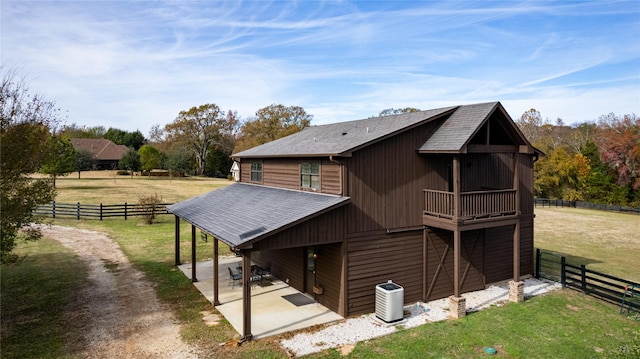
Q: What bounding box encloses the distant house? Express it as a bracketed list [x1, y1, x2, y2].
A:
[71, 138, 129, 170]
[230, 161, 240, 181]
[168, 101, 541, 341]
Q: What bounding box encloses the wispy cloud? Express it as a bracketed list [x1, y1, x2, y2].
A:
[1, 0, 638, 134]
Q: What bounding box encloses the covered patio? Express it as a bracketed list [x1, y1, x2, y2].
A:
[167, 182, 350, 341]
[177, 256, 342, 339]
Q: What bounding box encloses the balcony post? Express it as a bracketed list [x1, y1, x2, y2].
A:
[453, 155, 461, 219]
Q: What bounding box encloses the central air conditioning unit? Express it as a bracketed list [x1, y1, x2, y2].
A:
[375, 280, 404, 323]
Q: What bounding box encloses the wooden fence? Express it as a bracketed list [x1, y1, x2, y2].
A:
[535, 249, 640, 313]
[535, 198, 640, 215]
[33, 202, 172, 220]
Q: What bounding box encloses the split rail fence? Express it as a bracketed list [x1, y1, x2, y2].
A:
[33, 202, 172, 220]
[535, 249, 640, 313]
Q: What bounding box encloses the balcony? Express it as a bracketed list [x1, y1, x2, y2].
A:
[423, 189, 518, 229]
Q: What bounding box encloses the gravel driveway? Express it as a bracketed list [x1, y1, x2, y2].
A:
[41, 225, 201, 359]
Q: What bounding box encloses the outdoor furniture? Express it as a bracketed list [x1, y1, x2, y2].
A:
[227, 267, 242, 288]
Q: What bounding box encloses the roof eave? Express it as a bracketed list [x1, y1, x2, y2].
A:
[233, 197, 351, 250]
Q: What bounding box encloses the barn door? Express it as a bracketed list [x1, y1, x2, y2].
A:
[425, 229, 485, 301]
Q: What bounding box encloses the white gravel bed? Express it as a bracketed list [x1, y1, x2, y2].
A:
[280, 278, 561, 357]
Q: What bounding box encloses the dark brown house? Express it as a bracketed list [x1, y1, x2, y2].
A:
[167, 101, 540, 340]
[71, 138, 129, 169]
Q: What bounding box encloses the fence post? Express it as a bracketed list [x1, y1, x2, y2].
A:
[52, 201, 56, 219]
[560, 256, 566, 288]
[581, 264, 587, 294]
[124, 202, 128, 220]
[100, 203, 103, 221]
[77, 202, 80, 220]
[535, 248, 541, 278]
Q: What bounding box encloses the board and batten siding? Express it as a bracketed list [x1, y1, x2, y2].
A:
[344, 119, 443, 234]
[345, 230, 424, 316]
[239, 158, 341, 195]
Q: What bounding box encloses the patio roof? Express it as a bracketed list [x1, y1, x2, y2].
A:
[166, 183, 350, 250]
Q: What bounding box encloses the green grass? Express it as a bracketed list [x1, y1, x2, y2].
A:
[534, 207, 640, 282]
[0, 237, 88, 359]
[307, 291, 639, 358]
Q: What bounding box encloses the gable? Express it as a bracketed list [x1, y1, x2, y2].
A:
[418, 102, 536, 154]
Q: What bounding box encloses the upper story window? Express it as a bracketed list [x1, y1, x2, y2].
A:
[301, 162, 320, 190]
[251, 161, 263, 182]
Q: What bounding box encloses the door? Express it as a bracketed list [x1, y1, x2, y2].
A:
[425, 229, 485, 301]
[305, 247, 316, 294]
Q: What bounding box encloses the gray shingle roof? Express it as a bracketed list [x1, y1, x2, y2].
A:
[418, 102, 498, 152]
[232, 106, 457, 158]
[166, 183, 349, 249]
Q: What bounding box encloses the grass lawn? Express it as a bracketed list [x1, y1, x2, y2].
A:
[1, 237, 88, 359]
[41, 170, 231, 204]
[534, 207, 640, 282]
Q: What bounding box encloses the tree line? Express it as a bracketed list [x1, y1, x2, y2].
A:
[517, 109, 639, 207]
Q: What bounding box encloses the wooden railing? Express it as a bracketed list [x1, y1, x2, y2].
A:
[424, 189, 516, 219]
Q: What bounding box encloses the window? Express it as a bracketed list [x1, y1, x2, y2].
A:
[251, 161, 263, 182]
[301, 162, 320, 190]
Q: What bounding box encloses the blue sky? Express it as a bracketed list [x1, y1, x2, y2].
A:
[2, 1, 639, 135]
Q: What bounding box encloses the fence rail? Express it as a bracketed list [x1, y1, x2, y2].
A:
[535, 198, 640, 214]
[33, 202, 173, 220]
[535, 249, 640, 313]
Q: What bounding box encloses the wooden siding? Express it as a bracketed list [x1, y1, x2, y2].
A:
[344, 120, 443, 234]
[314, 242, 343, 313]
[346, 230, 424, 316]
[239, 158, 341, 194]
[257, 247, 305, 292]
[424, 228, 485, 301]
[251, 207, 345, 251]
[483, 219, 533, 284]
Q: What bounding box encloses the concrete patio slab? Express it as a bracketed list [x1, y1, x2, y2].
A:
[178, 256, 343, 339]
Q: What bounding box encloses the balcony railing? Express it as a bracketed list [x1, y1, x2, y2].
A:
[424, 189, 517, 219]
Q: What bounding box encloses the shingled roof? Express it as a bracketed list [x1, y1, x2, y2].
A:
[232, 106, 457, 158]
[166, 183, 349, 249]
[418, 102, 499, 152]
[71, 138, 129, 160]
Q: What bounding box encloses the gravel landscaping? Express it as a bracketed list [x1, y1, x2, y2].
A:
[280, 278, 561, 357]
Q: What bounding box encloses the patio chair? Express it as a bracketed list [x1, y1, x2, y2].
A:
[227, 267, 242, 288]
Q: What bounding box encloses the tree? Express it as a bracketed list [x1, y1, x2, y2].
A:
[165, 149, 192, 176]
[118, 147, 141, 173]
[163, 104, 239, 176]
[138, 144, 164, 175]
[234, 104, 311, 153]
[378, 107, 420, 116]
[40, 136, 77, 188]
[105, 127, 145, 150]
[595, 113, 640, 190]
[517, 108, 546, 146]
[75, 148, 96, 178]
[61, 124, 106, 139]
[1, 67, 61, 263]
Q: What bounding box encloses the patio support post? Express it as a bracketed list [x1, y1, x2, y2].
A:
[241, 251, 253, 341]
[213, 237, 220, 306]
[191, 224, 197, 283]
[174, 216, 181, 266]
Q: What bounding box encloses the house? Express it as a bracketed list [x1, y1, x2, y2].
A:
[71, 138, 129, 170]
[167, 101, 540, 341]
[230, 161, 240, 181]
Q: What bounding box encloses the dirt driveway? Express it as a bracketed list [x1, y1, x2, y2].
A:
[41, 225, 201, 358]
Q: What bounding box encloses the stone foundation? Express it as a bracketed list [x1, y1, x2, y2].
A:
[449, 295, 466, 319]
[509, 280, 525, 303]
